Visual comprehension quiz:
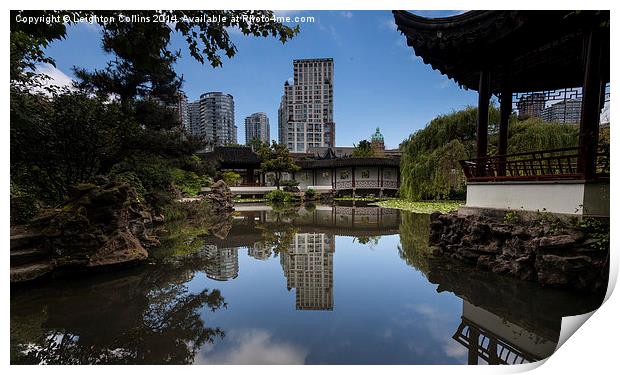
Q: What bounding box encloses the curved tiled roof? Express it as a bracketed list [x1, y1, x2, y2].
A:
[392, 10, 610, 93]
[202, 146, 261, 168]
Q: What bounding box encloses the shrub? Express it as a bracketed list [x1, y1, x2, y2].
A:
[110, 171, 146, 200]
[10, 185, 39, 224]
[171, 168, 211, 197]
[281, 179, 299, 187]
[265, 189, 293, 203]
[221, 171, 241, 186]
[305, 188, 316, 200]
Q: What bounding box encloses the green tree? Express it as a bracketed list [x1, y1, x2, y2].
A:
[258, 141, 300, 189]
[398, 105, 580, 200]
[352, 139, 375, 157]
[221, 171, 241, 186]
[10, 10, 299, 211]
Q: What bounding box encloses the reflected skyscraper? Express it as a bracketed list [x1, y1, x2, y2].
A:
[203, 245, 239, 281]
[280, 233, 334, 310]
[248, 242, 273, 260]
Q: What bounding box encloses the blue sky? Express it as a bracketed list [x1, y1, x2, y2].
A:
[43, 10, 478, 149]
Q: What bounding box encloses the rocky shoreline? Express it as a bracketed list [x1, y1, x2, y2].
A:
[10, 180, 235, 283]
[428, 211, 609, 292]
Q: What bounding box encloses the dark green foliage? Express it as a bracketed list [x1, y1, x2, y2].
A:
[265, 189, 293, 203]
[10, 10, 298, 218]
[258, 141, 300, 189]
[399, 105, 581, 200]
[578, 218, 610, 252]
[505, 117, 579, 154]
[352, 139, 375, 157]
[11, 89, 126, 203]
[397, 212, 431, 277]
[220, 171, 241, 186]
[305, 188, 317, 200]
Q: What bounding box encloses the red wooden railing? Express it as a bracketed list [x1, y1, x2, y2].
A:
[459, 146, 609, 182]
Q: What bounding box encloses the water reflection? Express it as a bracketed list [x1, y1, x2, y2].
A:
[10, 204, 604, 365]
[11, 254, 227, 364]
[281, 233, 335, 310]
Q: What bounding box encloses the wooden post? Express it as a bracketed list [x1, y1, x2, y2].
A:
[468, 326, 480, 365]
[578, 29, 603, 180]
[476, 70, 491, 176]
[498, 87, 512, 176]
[351, 166, 356, 197]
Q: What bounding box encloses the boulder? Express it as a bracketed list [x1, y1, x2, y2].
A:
[11, 181, 158, 282]
[429, 212, 609, 292]
[205, 180, 234, 212]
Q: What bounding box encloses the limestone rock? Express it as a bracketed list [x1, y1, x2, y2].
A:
[205, 180, 234, 212]
[429, 212, 609, 292]
[10, 181, 159, 282]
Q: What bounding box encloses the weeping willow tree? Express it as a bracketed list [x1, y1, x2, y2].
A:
[399, 105, 581, 200]
[399, 106, 498, 200]
[397, 211, 431, 277]
[503, 117, 579, 153]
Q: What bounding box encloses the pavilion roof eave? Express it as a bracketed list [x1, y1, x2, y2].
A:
[392, 10, 610, 94]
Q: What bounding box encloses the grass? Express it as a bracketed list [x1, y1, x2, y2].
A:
[371, 199, 463, 214]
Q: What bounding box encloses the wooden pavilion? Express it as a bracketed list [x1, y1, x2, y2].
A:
[393, 10, 610, 216]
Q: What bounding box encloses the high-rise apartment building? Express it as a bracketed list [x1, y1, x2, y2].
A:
[541, 99, 582, 124]
[188, 101, 202, 137]
[278, 58, 335, 153]
[516, 93, 545, 120]
[186, 92, 237, 150]
[175, 91, 190, 133]
[244, 112, 270, 145]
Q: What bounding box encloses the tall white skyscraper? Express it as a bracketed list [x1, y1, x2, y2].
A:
[279, 58, 335, 153]
[244, 112, 270, 145]
[187, 92, 237, 150]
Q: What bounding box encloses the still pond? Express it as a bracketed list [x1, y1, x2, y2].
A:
[10, 204, 603, 365]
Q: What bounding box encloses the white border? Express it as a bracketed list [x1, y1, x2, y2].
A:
[3, 1, 617, 374]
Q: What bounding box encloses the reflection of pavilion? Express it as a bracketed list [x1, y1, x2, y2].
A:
[453, 301, 557, 365]
[280, 233, 335, 311]
[203, 245, 239, 281]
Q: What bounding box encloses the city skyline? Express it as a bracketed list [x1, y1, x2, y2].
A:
[38, 10, 478, 149]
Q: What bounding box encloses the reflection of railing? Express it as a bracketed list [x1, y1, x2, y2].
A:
[453, 318, 539, 365]
[459, 146, 609, 182]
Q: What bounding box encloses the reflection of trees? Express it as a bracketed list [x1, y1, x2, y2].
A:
[11, 255, 227, 364]
[255, 208, 299, 257]
[354, 236, 380, 248]
[397, 211, 431, 276]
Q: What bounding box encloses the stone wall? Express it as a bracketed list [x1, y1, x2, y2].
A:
[429, 212, 609, 292]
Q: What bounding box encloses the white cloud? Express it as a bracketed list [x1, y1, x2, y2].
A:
[37, 63, 75, 89]
[435, 76, 454, 89]
[317, 21, 341, 45]
[340, 11, 353, 19]
[273, 10, 301, 18]
[381, 17, 398, 31]
[199, 329, 308, 365]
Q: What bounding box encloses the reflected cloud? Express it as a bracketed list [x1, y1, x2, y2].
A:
[200, 329, 308, 365]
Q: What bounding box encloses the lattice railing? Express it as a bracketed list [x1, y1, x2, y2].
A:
[459, 146, 609, 182]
